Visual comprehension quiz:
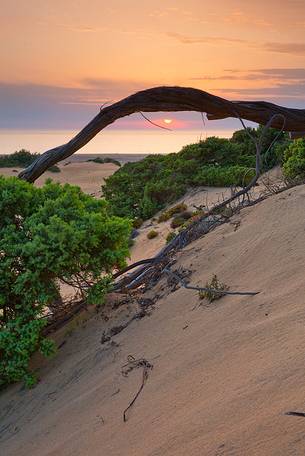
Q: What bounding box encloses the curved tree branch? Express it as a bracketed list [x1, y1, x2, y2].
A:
[18, 86, 305, 182]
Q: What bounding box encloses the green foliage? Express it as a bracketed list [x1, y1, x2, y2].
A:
[147, 229, 159, 239]
[170, 216, 185, 229]
[193, 165, 255, 187]
[199, 275, 229, 303]
[133, 217, 144, 229]
[166, 232, 176, 244]
[48, 165, 61, 173]
[0, 177, 131, 387]
[0, 149, 39, 168]
[102, 127, 289, 221]
[158, 203, 188, 222]
[231, 125, 290, 171]
[170, 211, 192, 229]
[0, 150, 61, 173]
[102, 139, 251, 220]
[282, 139, 305, 180]
[87, 157, 121, 166]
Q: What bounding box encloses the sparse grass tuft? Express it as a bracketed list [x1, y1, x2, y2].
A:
[147, 229, 159, 239]
[158, 203, 188, 223]
[199, 274, 229, 303]
[166, 231, 176, 243]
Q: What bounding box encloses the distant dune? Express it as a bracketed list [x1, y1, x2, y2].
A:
[0, 154, 148, 197]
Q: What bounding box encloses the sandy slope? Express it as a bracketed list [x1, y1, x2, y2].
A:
[130, 186, 231, 263]
[1, 184, 305, 455]
[129, 167, 284, 264]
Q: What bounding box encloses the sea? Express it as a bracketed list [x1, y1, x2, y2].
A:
[0, 128, 233, 162]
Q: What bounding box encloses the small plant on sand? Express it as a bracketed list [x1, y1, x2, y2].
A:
[133, 217, 144, 229]
[199, 275, 229, 303]
[0, 177, 131, 387]
[147, 229, 159, 239]
[158, 203, 188, 223]
[87, 157, 121, 166]
[166, 231, 176, 243]
[49, 165, 61, 173]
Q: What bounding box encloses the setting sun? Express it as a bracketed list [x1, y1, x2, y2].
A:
[164, 119, 172, 124]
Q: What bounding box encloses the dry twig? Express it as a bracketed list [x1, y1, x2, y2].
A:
[163, 268, 259, 297]
[121, 355, 153, 422]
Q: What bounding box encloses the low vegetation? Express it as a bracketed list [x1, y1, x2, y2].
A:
[0, 150, 60, 173]
[170, 211, 192, 229]
[158, 203, 188, 223]
[166, 232, 176, 243]
[199, 275, 229, 303]
[48, 165, 61, 173]
[0, 177, 131, 387]
[87, 157, 121, 166]
[0, 149, 39, 168]
[147, 229, 159, 239]
[103, 126, 290, 220]
[133, 217, 144, 229]
[282, 138, 305, 181]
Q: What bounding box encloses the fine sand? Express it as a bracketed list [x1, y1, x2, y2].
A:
[1, 183, 305, 455]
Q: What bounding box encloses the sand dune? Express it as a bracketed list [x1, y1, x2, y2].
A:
[1, 184, 305, 455]
[0, 161, 118, 197]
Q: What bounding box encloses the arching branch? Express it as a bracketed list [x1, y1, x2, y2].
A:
[18, 86, 305, 182]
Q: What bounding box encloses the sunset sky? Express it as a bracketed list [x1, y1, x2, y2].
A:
[1, 0, 305, 152]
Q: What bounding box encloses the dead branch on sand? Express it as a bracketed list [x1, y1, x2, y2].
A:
[121, 355, 153, 422]
[285, 411, 305, 418]
[163, 268, 259, 298]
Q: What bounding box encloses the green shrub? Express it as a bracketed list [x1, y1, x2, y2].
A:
[166, 232, 176, 243]
[133, 217, 144, 229]
[283, 139, 305, 180]
[231, 125, 290, 171]
[199, 275, 229, 303]
[0, 177, 131, 387]
[273, 140, 292, 165]
[170, 216, 185, 229]
[49, 165, 61, 173]
[193, 165, 255, 187]
[87, 157, 121, 166]
[102, 127, 288, 220]
[147, 230, 158, 239]
[0, 149, 39, 168]
[158, 203, 188, 222]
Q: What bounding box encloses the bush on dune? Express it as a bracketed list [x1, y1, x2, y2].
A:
[48, 165, 61, 173]
[0, 150, 61, 173]
[0, 149, 39, 168]
[103, 127, 289, 220]
[0, 177, 131, 387]
[87, 157, 121, 166]
[282, 138, 305, 180]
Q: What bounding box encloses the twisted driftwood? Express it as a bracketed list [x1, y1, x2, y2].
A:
[19, 86, 305, 182]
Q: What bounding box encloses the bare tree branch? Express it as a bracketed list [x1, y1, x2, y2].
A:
[18, 86, 305, 182]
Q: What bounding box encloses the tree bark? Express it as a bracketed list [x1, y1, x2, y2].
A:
[18, 86, 305, 182]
